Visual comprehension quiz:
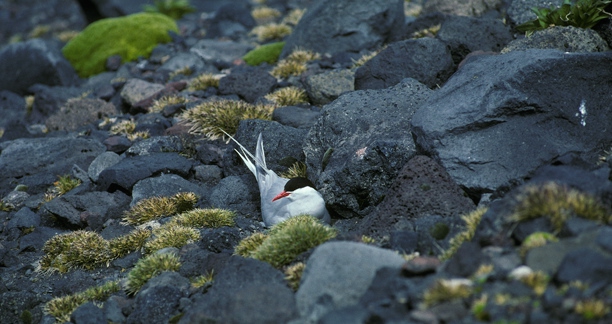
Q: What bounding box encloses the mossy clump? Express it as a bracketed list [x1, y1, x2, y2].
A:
[264, 86, 309, 106]
[516, 0, 612, 36]
[509, 181, 611, 232]
[234, 232, 269, 257]
[45, 174, 82, 201]
[250, 215, 337, 268]
[191, 271, 215, 289]
[149, 95, 189, 113]
[519, 231, 558, 257]
[62, 12, 178, 77]
[44, 280, 121, 322]
[143, 0, 195, 20]
[108, 228, 151, 259]
[39, 230, 111, 273]
[243, 41, 285, 66]
[440, 207, 488, 260]
[144, 224, 200, 254]
[252, 6, 281, 25]
[285, 262, 305, 291]
[180, 99, 275, 140]
[251, 23, 292, 42]
[122, 192, 198, 225]
[168, 208, 236, 228]
[125, 252, 181, 295]
[270, 49, 320, 78]
[422, 279, 473, 307]
[574, 298, 611, 320]
[188, 73, 220, 91]
[109, 119, 150, 141]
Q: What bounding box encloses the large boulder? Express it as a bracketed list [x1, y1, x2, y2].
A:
[304, 78, 433, 218]
[280, 0, 404, 57]
[411, 49, 612, 199]
[354, 37, 454, 90]
[0, 39, 80, 95]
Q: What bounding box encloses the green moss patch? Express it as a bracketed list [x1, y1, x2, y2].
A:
[62, 12, 178, 78]
[243, 41, 285, 66]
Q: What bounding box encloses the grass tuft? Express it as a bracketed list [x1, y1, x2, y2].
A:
[125, 252, 181, 295]
[264, 86, 309, 106]
[44, 280, 121, 322]
[251, 23, 292, 42]
[144, 224, 200, 254]
[188, 73, 220, 91]
[149, 95, 188, 113]
[284, 262, 306, 291]
[39, 230, 111, 272]
[180, 99, 275, 140]
[168, 208, 236, 228]
[423, 279, 473, 307]
[122, 192, 198, 225]
[440, 207, 488, 260]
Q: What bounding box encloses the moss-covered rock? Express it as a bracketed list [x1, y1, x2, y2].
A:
[62, 12, 178, 78]
[243, 41, 285, 66]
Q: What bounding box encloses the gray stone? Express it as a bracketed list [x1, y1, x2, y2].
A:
[96, 153, 193, 191]
[88, 152, 123, 182]
[303, 69, 354, 106]
[359, 155, 475, 239]
[90, 0, 150, 17]
[130, 173, 206, 206]
[281, 0, 404, 58]
[7, 207, 40, 230]
[45, 98, 118, 132]
[159, 52, 211, 74]
[209, 175, 259, 219]
[125, 135, 186, 156]
[422, 0, 503, 17]
[355, 38, 454, 90]
[180, 256, 298, 324]
[127, 272, 186, 324]
[555, 247, 612, 286]
[305, 78, 433, 218]
[193, 165, 223, 186]
[296, 241, 406, 322]
[0, 137, 106, 197]
[411, 49, 612, 197]
[272, 106, 321, 129]
[218, 65, 277, 102]
[71, 302, 106, 324]
[0, 39, 79, 95]
[502, 26, 610, 53]
[190, 39, 253, 63]
[120, 78, 165, 106]
[437, 16, 513, 63]
[507, 0, 560, 26]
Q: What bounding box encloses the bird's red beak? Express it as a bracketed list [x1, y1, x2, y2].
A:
[272, 191, 290, 201]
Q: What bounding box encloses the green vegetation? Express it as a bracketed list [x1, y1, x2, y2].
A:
[149, 95, 189, 113]
[422, 279, 473, 307]
[574, 298, 611, 320]
[271, 49, 320, 78]
[243, 41, 285, 66]
[279, 161, 308, 179]
[188, 73, 220, 91]
[191, 271, 215, 288]
[143, 0, 195, 20]
[180, 99, 275, 140]
[508, 181, 611, 232]
[39, 230, 111, 272]
[284, 262, 305, 290]
[62, 13, 178, 77]
[264, 86, 309, 106]
[240, 215, 337, 268]
[519, 232, 558, 257]
[440, 207, 488, 260]
[251, 23, 292, 42]
[167, 208, 236, 228]
[122, 192, 198, 225]
[125, 252, 181, 295]
[44, 280, 121, 322]
[516, 0, 612, 35]
[144, 224, 200, 254]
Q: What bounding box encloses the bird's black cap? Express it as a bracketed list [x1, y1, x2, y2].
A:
[284, 177, 316, 191]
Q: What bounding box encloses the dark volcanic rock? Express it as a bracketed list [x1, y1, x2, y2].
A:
[96, 153, 193, 192]
[45, 98, 118, 132]
[437, 15, 513, 63]
[127, 272, 188, 324]
[359, 155, 475, 239]
[180, 256, 298, 324]
[355, 38, 454, 90]
[411, 49, 612, 198]
[0, 137, 105, 197]
[281, 0, 405, 57]
[305, 78, 433, 218]
[0, 39, 80, 95]
[218, 65, 277, 102]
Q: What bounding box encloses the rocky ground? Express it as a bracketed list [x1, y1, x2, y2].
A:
[1, 0, 612, 323]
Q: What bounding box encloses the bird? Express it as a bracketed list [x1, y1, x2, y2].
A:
[224, 131, 331, 227]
